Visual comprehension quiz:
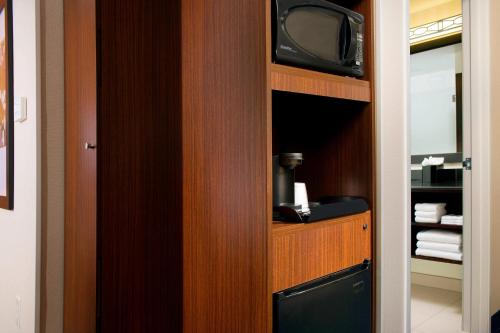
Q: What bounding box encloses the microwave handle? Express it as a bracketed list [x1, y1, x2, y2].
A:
[344, 16, 359, 63]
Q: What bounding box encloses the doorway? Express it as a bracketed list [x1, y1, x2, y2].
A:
[408, 0, 470, 332]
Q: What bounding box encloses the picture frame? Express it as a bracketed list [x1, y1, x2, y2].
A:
[0, 0, 13, 210]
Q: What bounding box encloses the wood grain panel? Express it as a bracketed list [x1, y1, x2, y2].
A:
[351, 1, 377, 327]
[272, 211, 371, 292]
[63, 0, 97, 331]
[98, 0, 183, 332]
[271, 64, 371, 102]
[181, 0, 269, 331]
[265, 0, 273, 330]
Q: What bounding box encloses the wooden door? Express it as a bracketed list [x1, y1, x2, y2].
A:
[98, 0, 184, 332]
[63, 0, 97, 331]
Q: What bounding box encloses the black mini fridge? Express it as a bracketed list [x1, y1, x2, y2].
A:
[273, 261, 372, 333]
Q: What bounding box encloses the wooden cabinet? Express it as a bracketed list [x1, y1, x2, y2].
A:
[272, 212, 372, 292]
[64, 0, 268, 332]
[64, 0, 375, 331]
[267, 0, 376, 326]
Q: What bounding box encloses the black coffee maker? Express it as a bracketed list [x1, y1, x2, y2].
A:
[273, 153, 304, 218]
[273, 152, 369, 223]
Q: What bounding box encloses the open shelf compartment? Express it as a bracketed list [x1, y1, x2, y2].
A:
[411, 222, 462, 231]
[272, 91, 374, 206]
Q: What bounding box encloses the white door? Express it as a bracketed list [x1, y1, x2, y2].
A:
[460, 0, 472, 330]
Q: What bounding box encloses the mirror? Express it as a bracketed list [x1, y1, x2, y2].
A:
[410, 42, 462, 155]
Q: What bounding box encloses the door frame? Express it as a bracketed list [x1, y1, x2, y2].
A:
[375, 0, 411, 331]
[468, 0, 491, 331]
[461, 0, 472, 330]
[376, 0, 492, 332]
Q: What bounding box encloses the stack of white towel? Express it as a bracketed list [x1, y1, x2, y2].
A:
[414, 203, 447, 223]
[416, 229, 463, 261]
[441, 215, 463, 226]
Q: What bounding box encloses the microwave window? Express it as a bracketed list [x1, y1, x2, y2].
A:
[284, 7, 343, 63]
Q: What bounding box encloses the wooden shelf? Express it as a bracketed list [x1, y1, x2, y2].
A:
[411, 222, 462, 231]
[271, 63, 371, 102]
[412, 255, 462, 265]
[411, 185, 462, 193]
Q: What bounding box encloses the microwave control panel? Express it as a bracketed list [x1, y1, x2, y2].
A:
[356, 32, 364, 66]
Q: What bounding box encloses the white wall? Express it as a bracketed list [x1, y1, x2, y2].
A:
[376, 0, 410, 332]
[0, 0, 41, 333]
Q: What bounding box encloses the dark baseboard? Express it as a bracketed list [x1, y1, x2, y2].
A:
[492, 310, 500, 333]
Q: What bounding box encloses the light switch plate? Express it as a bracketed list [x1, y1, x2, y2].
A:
[14, 97, 27, 122]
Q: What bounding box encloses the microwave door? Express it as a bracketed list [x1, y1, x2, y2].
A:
[283, 6, 344, 64]
[273, 0, 365, 77]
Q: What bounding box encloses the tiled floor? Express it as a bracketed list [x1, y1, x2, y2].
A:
[411, 284, 463, 333]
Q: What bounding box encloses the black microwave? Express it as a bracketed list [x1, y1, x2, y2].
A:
[273, 0, 364, 77]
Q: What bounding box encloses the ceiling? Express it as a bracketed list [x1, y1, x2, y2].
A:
[410, 0, 457, 14]
[410, 0, 462, 28]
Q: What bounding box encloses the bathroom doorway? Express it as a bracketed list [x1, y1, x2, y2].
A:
[409, 0, 471, 332]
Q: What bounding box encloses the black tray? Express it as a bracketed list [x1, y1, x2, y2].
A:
[276, 196, 369, 223]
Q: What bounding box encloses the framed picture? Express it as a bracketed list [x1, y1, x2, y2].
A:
[0, 0, 13, 210]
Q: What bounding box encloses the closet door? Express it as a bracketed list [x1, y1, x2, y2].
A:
[63, 0, 97, 332]
[98, 0, 184, 331]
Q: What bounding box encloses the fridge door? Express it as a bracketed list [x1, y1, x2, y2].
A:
[273, 261, 371, 333]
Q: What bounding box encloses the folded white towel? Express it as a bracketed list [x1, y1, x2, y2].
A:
[441, 215, 463, 226]
[441, 215, 463, 221]
[421, 156, 445, 166]
[415, 216, 440, 223]
[415, 203, 447, 212]
[415, 248, 462, 261]
[441, 219, 463, 226]
[416, 229, 462, 245]
[415, 210, 447, 218]
[416, 241, 462, 253]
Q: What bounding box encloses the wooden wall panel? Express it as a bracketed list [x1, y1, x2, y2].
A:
[63, 0, 97, 331]
[272, 212, 372, 292]
[98, 0, 183, 332]
[181, 0, 269, 331]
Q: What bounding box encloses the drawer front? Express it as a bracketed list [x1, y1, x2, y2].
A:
[272, 211, 371, 292]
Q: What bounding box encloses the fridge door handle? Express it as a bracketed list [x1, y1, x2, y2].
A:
[282, 262, 371, 297]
